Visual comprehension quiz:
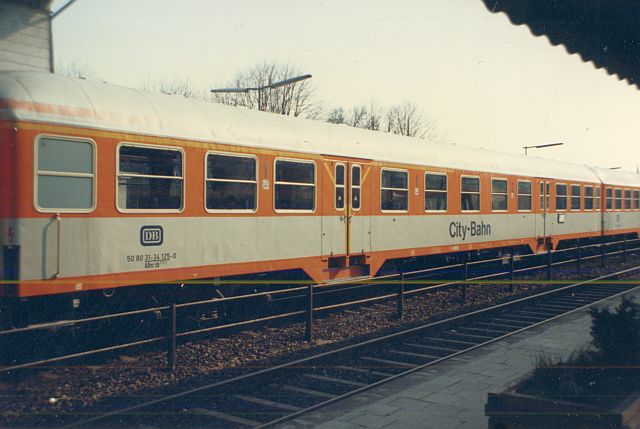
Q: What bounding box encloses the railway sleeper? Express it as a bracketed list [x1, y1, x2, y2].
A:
[438, 330, 497, 342]
[456, 325, 512, 337]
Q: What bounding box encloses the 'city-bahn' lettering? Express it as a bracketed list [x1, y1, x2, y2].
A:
[449, 221, 491, 240]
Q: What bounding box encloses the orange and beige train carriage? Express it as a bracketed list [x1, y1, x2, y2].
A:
[1, 71, 639, 326]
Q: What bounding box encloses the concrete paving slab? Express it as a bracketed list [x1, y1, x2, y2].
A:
[276, 287, 640, 429]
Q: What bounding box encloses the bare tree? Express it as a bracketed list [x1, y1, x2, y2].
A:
[142, 78, 204, 99]
[56, 61, 96, 80]
[326, 100, 382, 131]
[210, 62, 321, 119]
[386, 102, 438, 140]
[327, 107, 346, 124]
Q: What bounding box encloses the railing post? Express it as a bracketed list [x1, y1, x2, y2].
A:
[167, 303, 177, 371]
[508, 249, 514, 293]
[397, 273, 404, 319]
[623, 236, 627, 263]
[576, 240, 581, 275]
[547, 243, 552, 282]
[461, 260, 467, 305]
[306, 283, 314, 342]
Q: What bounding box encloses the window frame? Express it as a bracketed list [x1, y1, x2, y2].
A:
[424, 171, 448, 213]
[490, 177, 508, 212]
[116, 142, 185, 214]
[204, 151, 258, 214]
[570, 184, 581, 211]
[595, 187, 601, 210]
[351, 164, 362, 212]
[633, 189, 640, 210]
[517, 179, 532, 212]
[34, 134, 97, 214]
[614, 188, 622, 210]
[380, 167, 409, 213]
[624, 189, 632, 210]
[606, 187, 613, 210]
[555, 183, 567, 212]
[584, 185, 594, 211]
[273, 157, 317, 214]
[460, 175, 481, 212]
[334, 163, 346, 211]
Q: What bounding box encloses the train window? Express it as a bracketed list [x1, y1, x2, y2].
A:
[335, 164, 345, 210]
[206, 153, 257, 211]
[117, 145, 183, 211]
[274, 159, 315, 211]
[351, 165, 361, 210]
[36, 136, 95, 211]
[606, 188, 613, 210]
[634, 190, 640, 210]
[624, 190, 632, 210]
[461, 176, 480, 211]
[584, 186, 594, 210]
[381, 169, 408, 211]
[491, 178, 508, 211]
[555, 184, 567, 211]
[570, 185, 581, 210]
[517, 180, 532, 211]
[595, 187, 601, 210]
[425, 173, 447, 211]
[614, 188, 622, 210]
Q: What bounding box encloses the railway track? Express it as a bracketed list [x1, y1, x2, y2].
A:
[65, 266, 640, 429]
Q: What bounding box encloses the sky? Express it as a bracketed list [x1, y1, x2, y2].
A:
[51, 0, 640, 171]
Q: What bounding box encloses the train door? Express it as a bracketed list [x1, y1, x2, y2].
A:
[322, 160, 371, 265]
[536, 179, 551, 244]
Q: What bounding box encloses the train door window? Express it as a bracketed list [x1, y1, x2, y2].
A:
[461, 176, 480, 211]
[606, 188, 613, 210]
[274, 159, 315, 211]
[335, 164, 346, 210]
[570, 185, 581, 211]
[491, 178, 508, 211]
[351, 165, 361, 210]
[35, 136, 95, 212]
[595, 187, 601, 210]
[425, 172, 447, 212]
[624, 190, 632, 210]
[381, 169, 408, 212]
[517, 180, 532, 211]
[555, 184, 567, 211]
[614, 188, 622, 210]
[584, 186, 594, 210]
[117, 144, 183, 211]
[634, 190, 640, 210]
[205, 152, 257, 212]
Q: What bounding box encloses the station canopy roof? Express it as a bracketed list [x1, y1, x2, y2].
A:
[481, 0, 640, 89]
[7, 0, 52, 10]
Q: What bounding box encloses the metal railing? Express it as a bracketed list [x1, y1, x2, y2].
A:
[1, 237, 639, 373]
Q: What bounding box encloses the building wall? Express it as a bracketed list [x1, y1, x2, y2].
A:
[0, 0, 52, 72]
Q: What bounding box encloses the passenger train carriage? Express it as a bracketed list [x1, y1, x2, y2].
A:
[0, 71, 639, 326]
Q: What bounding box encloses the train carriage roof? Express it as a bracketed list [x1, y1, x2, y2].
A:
[1, 71, 638, 187]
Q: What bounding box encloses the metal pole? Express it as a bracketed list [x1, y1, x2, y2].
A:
[508, 249, 514, 292]
[167, 303, 177, 371]
[601, 242, 606, 268]
[306, 284, 314, 342]
[623, 236, 627, 263]
[397, 273, 404, 319]
[461, 260, 468, 305]
[547, 243, 552, 281]
[576, 240, 581, 275]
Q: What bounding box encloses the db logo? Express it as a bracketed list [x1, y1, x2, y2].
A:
[140, 226, 163, 246]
